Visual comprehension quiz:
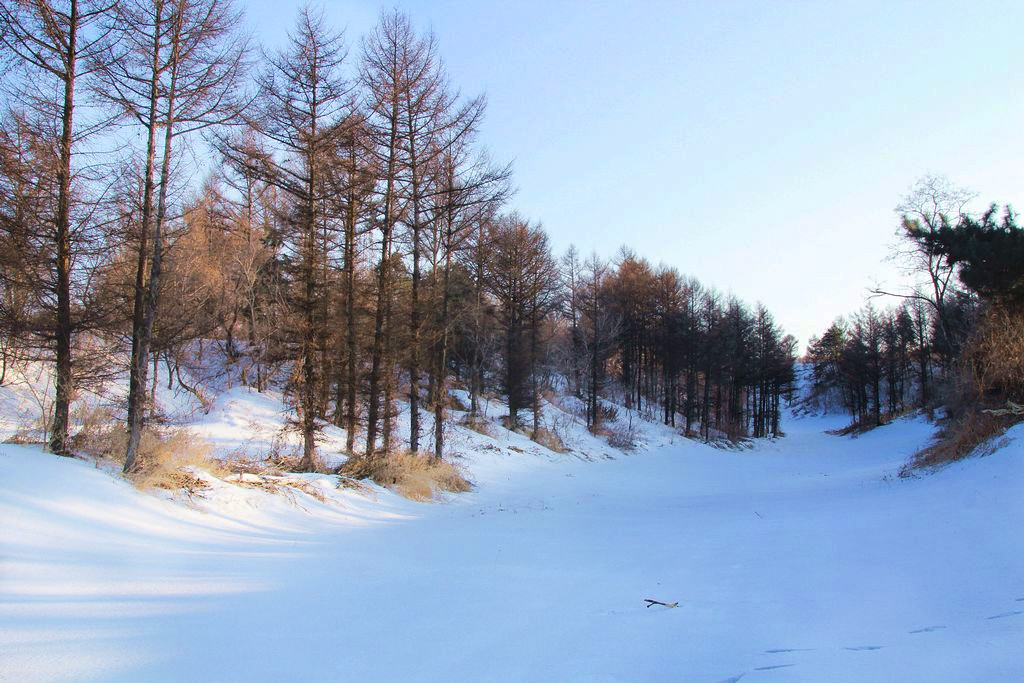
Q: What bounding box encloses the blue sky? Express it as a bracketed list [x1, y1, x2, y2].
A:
[247, 0, 1024, 349]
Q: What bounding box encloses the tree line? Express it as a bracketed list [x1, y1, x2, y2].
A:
[0, 1, 797, 474]
[808, 175, 1024, 429]
[562, 248, 795, 441]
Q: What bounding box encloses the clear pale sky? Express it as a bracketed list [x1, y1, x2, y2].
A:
[246, 0, 1024, 350]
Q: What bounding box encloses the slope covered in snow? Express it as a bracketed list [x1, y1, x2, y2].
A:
[2, 384, 1023, 682]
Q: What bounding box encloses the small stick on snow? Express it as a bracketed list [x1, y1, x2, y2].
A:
[644, 599, 679, 609]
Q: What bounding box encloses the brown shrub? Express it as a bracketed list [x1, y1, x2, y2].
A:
[903, 303, 1024, 474]
[5, 408, 54, 445]
[597, 403, 619, 423]
[605, 424, 638, 451]
[69, 404, 123, 460]
[447, 393, 470, 412]
[499, 414, 522, 433]
[962, 304, 1024, 404]
[340, 451, 472, 502]
[901, 408, 1012, 475]
[4, 427, 43, 445]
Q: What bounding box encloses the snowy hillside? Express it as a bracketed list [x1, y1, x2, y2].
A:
[2, 372, 1024, 681]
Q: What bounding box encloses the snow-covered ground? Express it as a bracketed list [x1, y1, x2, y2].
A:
[2, 374, 1023, 681]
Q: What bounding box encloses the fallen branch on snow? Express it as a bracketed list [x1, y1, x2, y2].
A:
[644, 598, 679, 609]
[983, 400, 1024, 417]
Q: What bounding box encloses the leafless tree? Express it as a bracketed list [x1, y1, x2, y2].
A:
[219, 6, 353, 471]
[96, 0, 249, 472]
[428, 138, 510, 457]
[0, 0, 116, 454]
[482, 214, 560, 431]
[359, 9, 412, 458]
[577, 253, 617, 429]
[872, 174, 975, 365]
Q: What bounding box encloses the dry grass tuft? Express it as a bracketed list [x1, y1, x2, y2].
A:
[72, 414, 354, 502]
[335, 475, 372, 494]
[531, 426, 567, 453]
[263, 450, 329, 474]
[225, 471, 330, 504]
[126, 428, 223, 494]
[902, 408, 1012, 475]
[66, 409, 222, 495]
[218, 453, 367, 502]
[460, 414, 495, 437]
[340, 450, 471, 502]
[69, 404, 123, 460]
[827, 421, 875, 437]
[279, 477, 330, 503]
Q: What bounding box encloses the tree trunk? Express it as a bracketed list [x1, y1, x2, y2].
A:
[433, 230, 453, 460]
[124, 5, 166, 473]
[49, 0, 79, 457]
[344, 156, 358, 452]
[365, 98, 399, 458]
[130, 21, 179, 470]
[530, 309, 540, 437]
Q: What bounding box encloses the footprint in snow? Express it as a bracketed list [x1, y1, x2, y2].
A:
[987, 610, 1023, 620]
[754, 664, 796, 671]
[844, 645, 883, 651]
[715, 675, 744, 683]
[908, 625, 946, 634]
[763, 648, 813, 654]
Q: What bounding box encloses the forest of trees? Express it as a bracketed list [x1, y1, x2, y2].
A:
[807, 175, 1024, 435]
[0, 1, 797, 474]
[806, 301, 935, 426]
